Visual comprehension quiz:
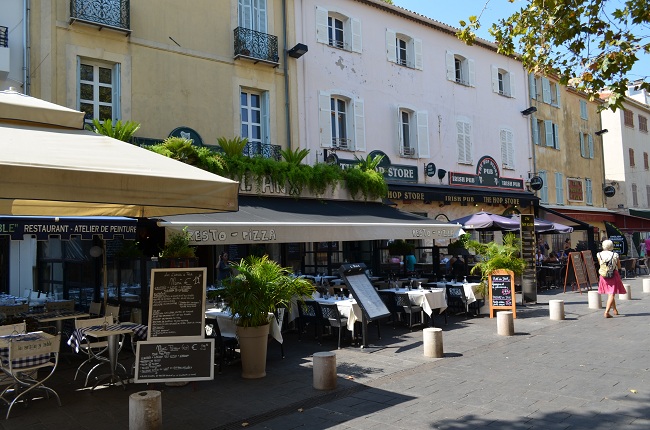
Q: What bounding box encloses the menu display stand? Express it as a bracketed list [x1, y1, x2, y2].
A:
[488, 269, 516, 318]
[581, 251, 600, 288]
[563, 252, 591, 294]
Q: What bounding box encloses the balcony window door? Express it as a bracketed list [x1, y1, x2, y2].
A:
[241, 90, 270, 157]
[238, 0, 268, 58]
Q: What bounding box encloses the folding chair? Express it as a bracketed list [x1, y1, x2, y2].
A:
[205, 317, 238, 374]
[0, 323, 26, 337]
[105, 304, 120, 322]
[72, 316, 121, 386]
[88, 302, 102, 317]
[320, 303, 350, 349]
[0, 334, 62, 419]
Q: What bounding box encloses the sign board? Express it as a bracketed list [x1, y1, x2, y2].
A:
[339, 263, 390, 321]
[425, 163, 436, 177]
[581, 251, 599, 287]
[529, 176, 543, 191]
[563, 252, 591, 294]
[149, 268, 207, 339]
[520, 214, 537, 304]
[488, 269, 516, 318]
[134, 339, 214, 383]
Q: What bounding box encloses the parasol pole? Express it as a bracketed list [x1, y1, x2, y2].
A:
[103, 239, 108, 313]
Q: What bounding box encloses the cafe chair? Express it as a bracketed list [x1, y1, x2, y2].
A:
[377, 291, 401, 327]
[105, 304, 120, 322]
[637, 259, 649, 276]
[394, 293, 423, 330]
[0, 305, 28, 319]
[297, 300, 322, 343]
[445, 284, 469, 317]
[0, 334, 62, 419]
[274, 307, 286, 358]
[0, 323, 26, 337]
[88, 302, 102, 317]
[319, 303, 350, 349]
[205, 317, 238, 374]
[73, 316, 119, 387]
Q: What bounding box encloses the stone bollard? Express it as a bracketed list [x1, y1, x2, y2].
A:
[588, 290, 602, 309]
[643, 278, 650, 293]
[496, 311, 514, 336]
[313, 351, 337, 390]
[423, 327, 444, 358]
[129, 390, 162, 430]
[549, 299, 565, 320]
[619, 284, 632, 301]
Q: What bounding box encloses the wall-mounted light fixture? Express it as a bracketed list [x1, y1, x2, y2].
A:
[595, 129, 609, 136]
[521, 106, 537, 116]
[287, 43, 308, 58]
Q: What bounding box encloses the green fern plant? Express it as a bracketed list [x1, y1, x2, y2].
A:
[91, 119, 141, 142]
[467, 233, 527, 296]
[159, 227, 196, 259]
[280, 147, 310, 165]
[217, 136, 248, 158]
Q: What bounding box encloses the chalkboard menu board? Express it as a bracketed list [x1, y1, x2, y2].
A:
[149, 268, 207, 339]
[339, 263, 390, 321]
[134, 339, 214, 383]
[519, 214, 537, 304]
[581, 251, 599, 287]
[563, 252, 590, 294]
[488, 269, 516, 318]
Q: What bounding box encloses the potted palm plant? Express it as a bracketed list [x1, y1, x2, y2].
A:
[218, 255, 314, 378]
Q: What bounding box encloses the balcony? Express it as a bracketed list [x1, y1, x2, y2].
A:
[243, 142, 281, 160]
[234, 27, 279, 66]
[70, 0, 131, 34]
[0, 26, 9, 74]
[0, 26, 7, 48]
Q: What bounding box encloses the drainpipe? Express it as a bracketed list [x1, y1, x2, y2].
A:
[23, 0, 31, 94]
[282, 0, 292, 150]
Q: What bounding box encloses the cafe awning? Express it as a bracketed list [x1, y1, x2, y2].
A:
[0, 216, 137, 240]
[159, 196, 462, 245]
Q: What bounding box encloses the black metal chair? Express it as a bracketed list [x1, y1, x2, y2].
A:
[319, 303, 350, 349]
[378, 290, 401, 327]
[394, 293, 423, 329]
[445, 284, 468, 317]
[297, 300, 322, 343]
[205, 317, 238, 374]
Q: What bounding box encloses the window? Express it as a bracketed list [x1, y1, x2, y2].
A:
[629, 148, 635, 167]
[318, 91, 365, 151]
[446, 50, 475, 86]
[632, 183, 638, 207]
[529, 74, 561, 107]
[456, 117, 472, 164]
[500, 128, 515, 169]
[492, 66, 514, 97]
[639, 115, 648, 132]
[386, 30, 422, 69]
[239, 0, 267, 32]
[580, 100, 588, 120]
[544, 120, 560, 149]
[624, 109, 634, 127]
[397, 107, 429, 158]
[585, 178, 593, 205]
[539, 171, 548, 204]
[315, 7, 362, 53]
[580, 133, 594, 158]
[240, 90, 269, 148]
[645, 152, 649, 170]
[78, 60, 119, 125]
[555, 172, 564, 205]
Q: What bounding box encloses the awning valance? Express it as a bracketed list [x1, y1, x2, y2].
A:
[159, 196, 462, 245]
[0, 216, 137, 240]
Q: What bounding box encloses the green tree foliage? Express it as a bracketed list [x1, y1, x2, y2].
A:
[457, 0, 649, 110]
[147, 137, 224, 172]
[466, 233, 527, 295]
[90, 119, 140, 142]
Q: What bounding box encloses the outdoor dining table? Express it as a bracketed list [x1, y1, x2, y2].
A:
[430, 281, 483, 305]
[313, 296, 362, 333]
[17, 310, 90, 336]
[205, 309, 283, 343]
[0, 331, 53, 370]
[385, 287, 448, 316]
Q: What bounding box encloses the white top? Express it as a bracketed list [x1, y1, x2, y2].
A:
[597, 250, 619, 266]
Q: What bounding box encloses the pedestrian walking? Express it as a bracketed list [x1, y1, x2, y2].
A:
[597, 239, 627, 318]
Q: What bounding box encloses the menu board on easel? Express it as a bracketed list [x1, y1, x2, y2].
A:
[581, 251, 599, 287]
[563, 252, 590, 294]
[488, 269, 516, 318]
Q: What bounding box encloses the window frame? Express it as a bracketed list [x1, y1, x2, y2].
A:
[78, 59, 120, 126]
[386, 30, 422, 70]
[446, 50, 475, 87]
[492, 66, 514, 97]
[632, 183, 638, 207]
[315, 7, 362, 53]
[240, 89, 269, 147]
[328, 16, 344, 49]
[629, 148, 635, 167]
[500, 128, 515, 169]
[585, 178, 593, 205]
[639, 115, 648, 133]
[318, 91, 365, 152]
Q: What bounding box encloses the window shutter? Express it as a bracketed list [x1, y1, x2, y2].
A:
[542, 77, 551, 103]
[468, 59, 476, 87]
[506, 130, 514, 167]
[580, 100, 587, 119]
[509, 73, 515, 98]
[416, 110, 429, 158]
[318, 91, 332, 148]
[531, 115, 539, 145]
[544, 120, 554, 147]
[588, 135, 594, 158]
[579, 133, 585, 157]
[315, 6, 328, 44]
[555, 172, 564, 204]
[500, 129, 508, 165]
[413, 38, 423, 70]
[457, 121, 466, 163]
[528, 73, 537, 99]
[445, 51, 455, 81]
[491, 66, 499, 93]
[463, 122, 472, 163]
[555, 83, 561, 107]
[353, 98, 365, 151]
[386, 29, 397, 63]
[539, 171, 548, 203]
[113, 63, 121, 119]
[261, 91, 270, 144]
[395, 106, 403, 152]
[553, 124, 560, 149]
[351, 18, 362, 53]
[586, 179, 593, 205]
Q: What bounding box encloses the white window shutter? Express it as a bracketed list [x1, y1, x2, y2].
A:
[555, 172, 564, 204]
[528, 73, 537, 99]
[544, 120, 554, 147]
[539, 171, 548, 203]
[456, 121, 466, 163]
[353, 98, 366, 152]
[553, 124, 560, 149]
[413, 38, 423, 70]
[531, 115, 539, 145]
[579, 133, 585, 157]
[500, 130, 508, 164]
[588, 134, 594, 158]
[262, 91, 270, 144]
[491, 66, 499, 93]
[542, 77, 551, 103]
[396, 106, 403, 152]
[318, 91, 332, 148]
[416, 110, 429, 158]
[351, 18, 362, 53]
[555, 83, 561, 107]
[468, 59, 476, 87]
[509, 73, 515, 98]
[315, 6, 328, 44]
[445, 51, 455, 81]
[386, 29, 397, 63]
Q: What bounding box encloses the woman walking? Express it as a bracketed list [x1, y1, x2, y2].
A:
[597, 239, 627, 318]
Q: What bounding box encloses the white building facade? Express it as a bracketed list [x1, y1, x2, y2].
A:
[0, 0, 27, 92]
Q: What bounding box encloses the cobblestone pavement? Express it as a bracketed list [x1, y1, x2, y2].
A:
[1, 277, 648, 430]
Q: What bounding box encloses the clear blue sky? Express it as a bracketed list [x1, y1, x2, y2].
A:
[392, 0, 648, 83]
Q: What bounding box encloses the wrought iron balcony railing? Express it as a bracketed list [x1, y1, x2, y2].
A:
[0, 26, 7, 48]
[70, 0, 130, 33]
[243, 142, 282, 160]
[234, 27, 279, 66]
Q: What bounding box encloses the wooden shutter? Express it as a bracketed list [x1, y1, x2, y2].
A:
[318, 91, 332, 148]
[351, 18, 362, 53]
[353, 98, 365, 151]
[491, 66, 499, 93]
[531, 115, 539, 145]
[445, 51, 455, 81]
[413, 38, 423, 70]
[542, 77, 551, 103]
[386, 29, 397, 63]
[315, 6, 328, 44]
[416, 110, 429, 158]
[468, 59, 476, 87]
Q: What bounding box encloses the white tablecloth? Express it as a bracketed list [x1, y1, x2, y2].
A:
[314, 297, 361, 333]
[463, 283, 482, 305]
[205, 310, 283, 344]
[385, 288, 447, 315]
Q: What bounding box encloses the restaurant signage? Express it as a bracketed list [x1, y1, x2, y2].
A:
[449, 156, 524, 190]
[0, 217, 137, 240]
[425, 163, 436, 177]
[529, 176, 544, 191]
[387, 190, 528, 207]
[520, 214, 537, 303]
[603, 185, 616, 198]
[567, 178, 583, 201]
[338, 155, 418, 183]
[168, 126, 204, 146]
[134, 339, 214, 383]
[488, 269, 516, 318]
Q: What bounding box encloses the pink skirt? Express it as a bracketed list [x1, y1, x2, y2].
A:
[598, 270, 627, 295]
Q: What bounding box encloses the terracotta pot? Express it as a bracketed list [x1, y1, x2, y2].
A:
[236, 323, 270, 378]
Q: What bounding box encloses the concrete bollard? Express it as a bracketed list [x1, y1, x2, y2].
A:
[643, 278, 650, 293]
[313, 351, 337, 390]
[423, 327, 444, 358]
[588, 290, 602, 309]
[619, 284, 632, 301]
[129, 390, 162, 430]
[496, 311, 514, 336]
[549, 299, 565, 320]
